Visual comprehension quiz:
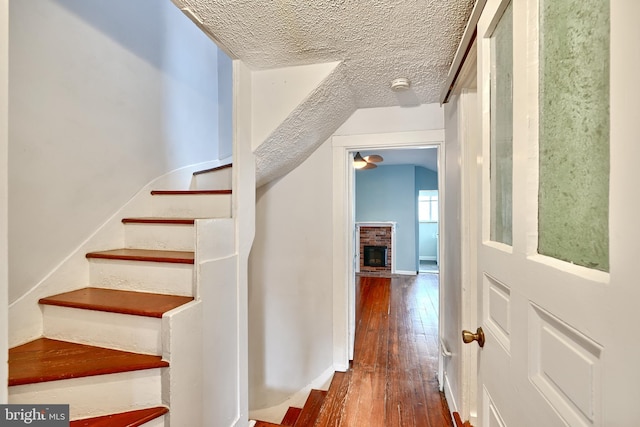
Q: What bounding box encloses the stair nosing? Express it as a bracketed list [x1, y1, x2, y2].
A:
[85, 249, 194, 265]
[193, 163, 232, 175]
[39, 287, 194, 318]
[150, 189, 231, 195]
[122, 217, 197, 225]
[69, 406, 169, 427]
[9, 338, 168, 387]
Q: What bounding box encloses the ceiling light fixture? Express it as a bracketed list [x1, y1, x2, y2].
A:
[364, 154, 384, 163]
[354, 152, 384, 170]
[390, 77, 411, 92]
[353, 152, 367, 169]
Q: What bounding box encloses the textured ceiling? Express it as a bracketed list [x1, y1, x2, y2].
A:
[178, 0, 474, 108]
[172, 0, 474, 185]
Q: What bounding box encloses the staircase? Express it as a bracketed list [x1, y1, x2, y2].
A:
[253, 371, 349, 427]
[8, 163, 233, 426]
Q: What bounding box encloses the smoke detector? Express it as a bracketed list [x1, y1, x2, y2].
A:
[390, 77, 411, 92]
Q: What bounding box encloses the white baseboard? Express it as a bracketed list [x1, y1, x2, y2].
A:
[395, 270, 417, 276]
[420, 256, 437, 261]
[443, 371, 458, 420]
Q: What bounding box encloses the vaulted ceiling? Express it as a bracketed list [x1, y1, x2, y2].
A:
[172, 0, 475, 184]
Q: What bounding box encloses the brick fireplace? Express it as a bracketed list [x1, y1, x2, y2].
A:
[357, 222, 396, 276]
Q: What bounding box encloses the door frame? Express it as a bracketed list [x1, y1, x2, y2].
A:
[1, 0, 8, 403]
[331, 129, 445, 371]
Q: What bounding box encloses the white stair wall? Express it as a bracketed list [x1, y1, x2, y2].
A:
[10, 160, 235, 425]
[8, 161, 216, 347]
[162, 301, 203, 427]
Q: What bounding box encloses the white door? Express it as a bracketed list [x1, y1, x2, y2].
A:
[470, 1, 640, 426]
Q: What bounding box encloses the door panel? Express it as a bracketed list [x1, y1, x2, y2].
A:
[482, 388, 507, 427]
[473, 0, 632, 425]
[529, 303, 603, 426]
[483, 274, 510, 351]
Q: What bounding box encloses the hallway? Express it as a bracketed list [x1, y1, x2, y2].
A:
[320, 274, 453, 426]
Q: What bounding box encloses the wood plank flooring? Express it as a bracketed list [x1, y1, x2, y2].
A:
[320, 274, 453, 427]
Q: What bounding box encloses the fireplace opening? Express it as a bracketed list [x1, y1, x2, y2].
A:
[363, 245, 388, 267]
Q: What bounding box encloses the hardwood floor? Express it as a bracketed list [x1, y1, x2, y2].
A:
[319, 274, 453, 426]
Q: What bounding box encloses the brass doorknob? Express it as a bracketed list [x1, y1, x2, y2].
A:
[462, 327, 485, 348]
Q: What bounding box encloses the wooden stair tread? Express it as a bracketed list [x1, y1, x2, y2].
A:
[9, 338, 168, 386]
[294, 389, 327, 427]
[281, 407, 303, 426]
[122, 217, 197, 225]
[254, 422, 283, 427]
[313, 371, 350, 426]
[193, 163, 232, 175]
[70, 406, 168, 427]
[39, 287, 193, 318]
[86, 248, 194, 264]
[150, 189, 231, 195]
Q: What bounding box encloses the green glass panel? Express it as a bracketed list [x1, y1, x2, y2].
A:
[490, 2, 513, 245]
[538, 0, 609, 271]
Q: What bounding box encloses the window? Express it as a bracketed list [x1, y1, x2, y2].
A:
[419, 190, 438, 222]
[489, 1, 513, 246]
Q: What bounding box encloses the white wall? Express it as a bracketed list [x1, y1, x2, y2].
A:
[335, 103, 444, 135]
[0, 0, 8, 404]
[218, 50, 233, 160]
[248, 139, 333, 410]
[9, 0, 221, 303]
[247, 104, 444, 410]
[251, 62, 339, 150]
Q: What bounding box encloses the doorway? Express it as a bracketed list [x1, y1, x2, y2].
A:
[331, 130, 445, 371]
[418, 189, 439, 274]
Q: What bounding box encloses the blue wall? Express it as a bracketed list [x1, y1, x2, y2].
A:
[356, 165, 438, 272]
[416, 167, 438, 190]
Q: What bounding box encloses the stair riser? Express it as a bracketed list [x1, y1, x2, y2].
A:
[141, 415, 166, 427]
[9, 369, 164, 420]
[42, 306, 163, 355]
[124, 223, 195, 251]
[151, 194, 231, 218]
[89, 259, 193, 296]
[191, 168, 232, 190]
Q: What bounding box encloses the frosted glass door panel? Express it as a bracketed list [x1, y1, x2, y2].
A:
[538, 0, 609, 271]
[489, 2, 513, 246]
